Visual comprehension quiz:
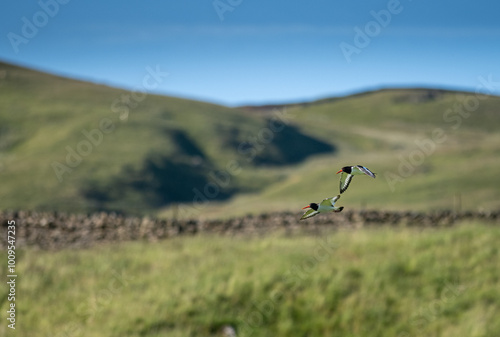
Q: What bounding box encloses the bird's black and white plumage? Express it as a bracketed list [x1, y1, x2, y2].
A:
[336, 165, 376, 194]
[300, 195, 344, 220]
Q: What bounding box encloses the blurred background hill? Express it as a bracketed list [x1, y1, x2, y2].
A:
[1, 61, 499, 218]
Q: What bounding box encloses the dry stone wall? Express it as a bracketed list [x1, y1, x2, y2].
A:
[1, 209, 499, 250]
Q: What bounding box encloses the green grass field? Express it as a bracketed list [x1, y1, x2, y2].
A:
[2, 222, 499, 337]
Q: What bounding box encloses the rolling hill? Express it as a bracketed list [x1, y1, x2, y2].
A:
[1, 61, 499, 218]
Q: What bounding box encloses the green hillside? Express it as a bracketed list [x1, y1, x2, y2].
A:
[177, 89, 500, 218]
[1, 61, 499, 217]
[0, 61, 333, 214]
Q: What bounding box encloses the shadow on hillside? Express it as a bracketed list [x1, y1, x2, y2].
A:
[225, 121, 336, 166]
[81, 123, 336, 213]
[169, 129, 206, 159]
[81, 154, 234, 212]
[252, 122, 336, 165]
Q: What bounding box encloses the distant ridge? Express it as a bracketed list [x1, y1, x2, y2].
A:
[238, 87, 493, 112]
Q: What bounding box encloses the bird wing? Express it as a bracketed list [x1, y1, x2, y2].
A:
[300, 208, 319, 220]
[356, 165, 376, 178]
[339, 172, 354, 194]
[320, 195, 340, 207]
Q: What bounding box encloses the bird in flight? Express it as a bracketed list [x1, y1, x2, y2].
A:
[336, 165, 376, 194]
[300, 195, 344, 220]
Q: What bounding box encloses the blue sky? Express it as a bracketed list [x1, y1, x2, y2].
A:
[1, 0, 500, 106]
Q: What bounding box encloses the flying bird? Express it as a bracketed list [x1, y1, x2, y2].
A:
[336, 165, 376, 194]
[300, 195, 344, 220]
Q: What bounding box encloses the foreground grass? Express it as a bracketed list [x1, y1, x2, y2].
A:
[2, 222, 500, 336]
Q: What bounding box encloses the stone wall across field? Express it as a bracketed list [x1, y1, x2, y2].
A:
[1, 209, 499, 250]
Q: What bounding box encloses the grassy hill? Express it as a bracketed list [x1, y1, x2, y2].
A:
[0, 61, 333, 214]
[199, 88, 500, 218]
[1, 61, 499, 217]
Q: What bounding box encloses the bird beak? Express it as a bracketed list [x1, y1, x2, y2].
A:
[302, 205, 311, 209]
[336, 169, 342, 174]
